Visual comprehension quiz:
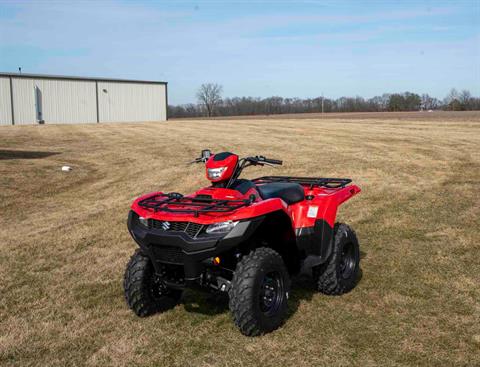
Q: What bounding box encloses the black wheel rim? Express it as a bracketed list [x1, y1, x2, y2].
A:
[259, 271, 284, 316]
[149, 276, 170, 300]
[340, 241, 356, 279]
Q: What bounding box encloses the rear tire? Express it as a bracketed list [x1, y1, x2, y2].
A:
[313, 223, 360, 295]
[124, 250, 182, 317]
[229, 247, 290, 336]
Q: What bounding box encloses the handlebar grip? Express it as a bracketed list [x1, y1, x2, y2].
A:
[265, 158, 282, 165]
[189, 158, 204, 164]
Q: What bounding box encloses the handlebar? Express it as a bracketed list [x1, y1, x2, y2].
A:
[189, 149, 212, 164]
[189, 157, 205, 164]
[190, 150, 282, 187]
[247, 156, 283, 166]
[264, 158, 283, 165]
[190, 151, 283, 166]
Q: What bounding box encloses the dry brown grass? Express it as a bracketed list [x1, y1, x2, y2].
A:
[1, 112, 479, 366]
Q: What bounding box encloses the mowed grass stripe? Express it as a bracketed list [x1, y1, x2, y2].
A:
[0, 112, 479, 366]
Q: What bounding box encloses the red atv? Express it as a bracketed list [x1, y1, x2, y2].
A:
[124, 150, 361, 336]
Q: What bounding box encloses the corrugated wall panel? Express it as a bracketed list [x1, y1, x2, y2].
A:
[98, 82, 166, 123]
[12, 78, 36, 125]
[0, 77, 13, 125]
[12, 78, 97, 124]
[34, 79, 97, 124]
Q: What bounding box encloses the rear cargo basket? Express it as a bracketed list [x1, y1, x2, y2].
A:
[252, 176, 352, 189]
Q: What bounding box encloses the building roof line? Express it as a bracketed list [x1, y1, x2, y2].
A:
[0, 72, 167, 85]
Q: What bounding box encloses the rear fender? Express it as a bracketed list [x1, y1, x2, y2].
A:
[293, 184, 360, 262]
[291, 184, 360, 228]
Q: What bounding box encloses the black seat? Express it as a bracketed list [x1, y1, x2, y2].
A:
[230, 179, 256, 194]
[256, 183, 305, 205]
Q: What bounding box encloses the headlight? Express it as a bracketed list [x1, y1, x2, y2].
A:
[138, 216, 149, 228]
[206, 220, 239, 234]
[207, 167, 226, 180]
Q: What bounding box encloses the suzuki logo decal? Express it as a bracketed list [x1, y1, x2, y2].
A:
[161, 221, 170, 231]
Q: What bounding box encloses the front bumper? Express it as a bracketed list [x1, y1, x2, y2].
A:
[127, 211, 263, 280]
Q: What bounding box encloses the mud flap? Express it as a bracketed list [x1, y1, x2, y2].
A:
[295, 219, 334, 265]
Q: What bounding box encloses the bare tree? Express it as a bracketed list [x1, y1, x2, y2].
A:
[421, 94, 439, 110]
[459, 89, 472, 109]
[444, 88, 463, 110]
[168, 88, 479, 118]
[444, 88, 459, 104]
[196, 83, 223, 117]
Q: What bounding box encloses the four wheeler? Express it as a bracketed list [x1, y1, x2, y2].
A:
[124, 150, 361, 336]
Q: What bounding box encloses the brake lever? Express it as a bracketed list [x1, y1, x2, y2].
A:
[187, 158, 204, 165]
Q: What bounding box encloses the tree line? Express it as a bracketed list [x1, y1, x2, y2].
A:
[168, 84, 480, 118]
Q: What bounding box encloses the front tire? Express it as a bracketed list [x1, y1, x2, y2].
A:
[313, 223, 360, 295]
[123, 250, 182, 317]
[229, 247, 290, 336]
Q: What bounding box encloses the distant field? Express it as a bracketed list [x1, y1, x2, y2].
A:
[1, 111, 479, 366]
[176, 110, 480, 122]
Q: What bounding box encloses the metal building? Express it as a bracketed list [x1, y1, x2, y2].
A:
[0, 72, 168, 125]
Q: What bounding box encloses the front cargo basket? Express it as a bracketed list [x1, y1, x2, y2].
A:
[138, 193, 251, 217]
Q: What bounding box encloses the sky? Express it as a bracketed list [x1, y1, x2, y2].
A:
[0, 0, 479, 104]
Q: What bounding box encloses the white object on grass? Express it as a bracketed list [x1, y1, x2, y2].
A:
[61, 166, 72, 172]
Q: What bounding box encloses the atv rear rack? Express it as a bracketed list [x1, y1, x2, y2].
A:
[253, 176, 352, 189]
[138, 193, 251, 217]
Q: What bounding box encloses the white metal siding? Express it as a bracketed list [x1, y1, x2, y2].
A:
[36, 79, 97, 124]
[0, 77, 12, 125]
[3, 75, 167, 125]
[11, 78, 36, 125]
[12, 78, 97, 124]
[98, 82, 166, 123]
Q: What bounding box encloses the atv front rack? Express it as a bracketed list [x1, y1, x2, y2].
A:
[252, 176, 352, 189]
[138, 193, 251, 217]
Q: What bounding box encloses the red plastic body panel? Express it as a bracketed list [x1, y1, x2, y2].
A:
[205, 154, 238, 182]
[131, 183, 360, 229]
[286, 185, 361, 228]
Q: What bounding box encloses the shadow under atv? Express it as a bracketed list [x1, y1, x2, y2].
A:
[182, 276, 318, 318]
[182, 269, 364, 320]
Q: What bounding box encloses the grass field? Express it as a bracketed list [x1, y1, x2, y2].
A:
[1, 112, 479, 366]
